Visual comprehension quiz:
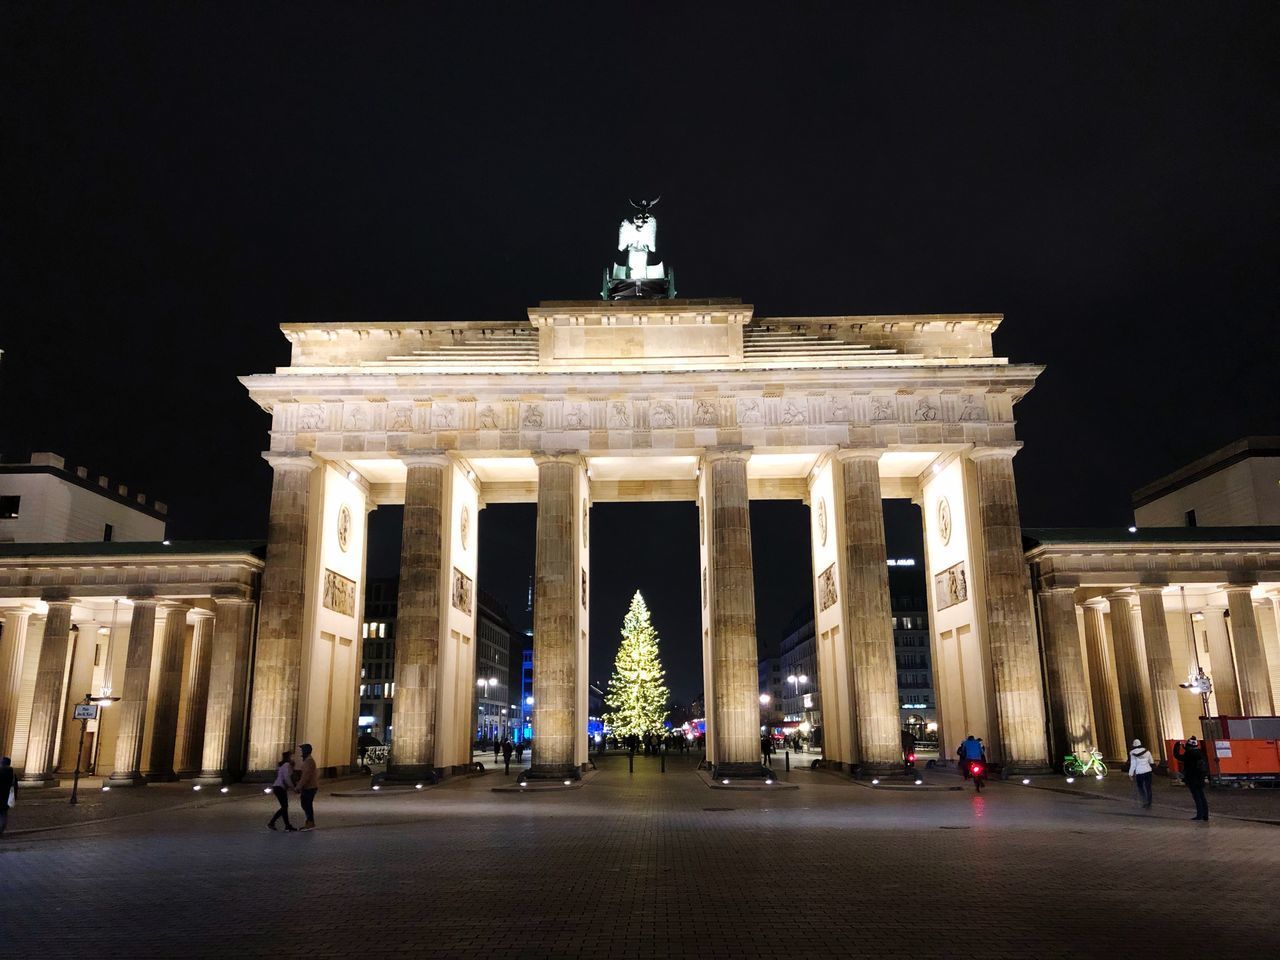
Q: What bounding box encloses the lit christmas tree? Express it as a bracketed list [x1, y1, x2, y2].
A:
[603, 591, 670, 738]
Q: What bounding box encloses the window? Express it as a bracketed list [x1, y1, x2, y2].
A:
[103, 522, 113, 542]
[0, 495, 18, 519]
[1185, 509, 1197, 528]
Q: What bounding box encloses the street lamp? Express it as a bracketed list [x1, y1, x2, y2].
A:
[477, 676, 499, 739]
[70, 693, 119, 805]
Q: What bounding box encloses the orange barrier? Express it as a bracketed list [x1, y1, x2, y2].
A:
[1168, 738, 1280, 780]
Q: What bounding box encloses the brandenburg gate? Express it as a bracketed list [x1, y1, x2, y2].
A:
[239, 296, 1050, 780]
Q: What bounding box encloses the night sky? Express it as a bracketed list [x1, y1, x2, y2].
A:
[3, 5, 1276, 703]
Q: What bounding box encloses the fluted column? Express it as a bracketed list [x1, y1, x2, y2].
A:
[1260, 595, 1280, 708]
[1038, 586, 1092, 765]
[1106, 593, 1156, 751]
[109, 597, 159, 785]
[144, 603, 188, 781]
[178, 609, 215, 777]
[0, 608, 35, 757]
[1136, 587, 1183, 758]
[246, 452, 315, 777]
[1226, 586, 1274, 716]
[834, 448, 900, 774]
[1082, 600, 1125, 759]
[19, 598, 75, 785]
[388, 453, 449, 780]
[969, 447, 1048, 771]
[528, 453, 581, 780]
[704, 447, 768, 779]
[1202, 607, 1240, 714]
[198, 598, 257, 782]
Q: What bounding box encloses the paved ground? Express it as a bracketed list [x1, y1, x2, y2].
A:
[3, 753, 1277, 959]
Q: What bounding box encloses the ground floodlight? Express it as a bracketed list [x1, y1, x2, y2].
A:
[220, 787, 229, 794]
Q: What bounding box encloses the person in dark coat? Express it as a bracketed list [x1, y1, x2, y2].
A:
[501, 738, 514, 773]
[0, 756, 16, 836]
[1173, 736, 1210, 821]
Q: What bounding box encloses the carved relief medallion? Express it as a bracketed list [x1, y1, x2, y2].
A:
[937, 497, 952, 546]
[337, 504, 352, 552]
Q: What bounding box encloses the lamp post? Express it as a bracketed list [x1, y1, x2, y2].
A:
[786, 674, 808, 740]
[476, 676, 499, 740]
[70, 693, 119, 805]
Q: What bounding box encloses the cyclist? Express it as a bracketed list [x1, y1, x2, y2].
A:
[957, 735, 984, 777]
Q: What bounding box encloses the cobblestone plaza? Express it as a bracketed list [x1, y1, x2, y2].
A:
[4, 757, 1276, 959]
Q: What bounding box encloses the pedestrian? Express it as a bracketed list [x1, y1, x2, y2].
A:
[1173, 736, 1211, 821]
[0, 756, 16, 836]
[516, 740, 525, 762]
[267, 750, 297, 832]
[1128, 738, 1155, 808]
[502, 737, 514, 774]
[296, 742, 319, 831]
[494, 738, 502, 764]
[761, 734, 773, 767]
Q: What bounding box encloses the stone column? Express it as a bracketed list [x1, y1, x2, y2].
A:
[1038, 586, 1092, 765]
[1106, 593, 1156, 752]
[0, 608, 34, 757]
[109, 598, 159, 785]
[528, 453, 581, 780]
[834, 448, 900, 774]
[1081, 600, 1124, 759]
[145, 604, 188, 781]
[969, 447, 1048, 771]
[245, 452, 314, 777]
[704, 447, 768, 779]
[1202, 607, 1240, 715]
[19, 598, 75, 785]
[1136, 587, 1183, 758]
[1260, 595, 1280, 708]
[1226, 586, 1274, 716]
[178, 609, 215, 777]
[197, 598, 256, 783]
[388, 453, 448, 781]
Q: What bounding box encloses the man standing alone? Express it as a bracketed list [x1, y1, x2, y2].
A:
[1173, 737, 1210, 822]
[0, 757, 16, 836]
[297, 743, 319, 831]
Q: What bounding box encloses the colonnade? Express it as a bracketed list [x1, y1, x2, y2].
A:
[237, 439, 1053, 782]
[0, 591, 256, 786]
[1036, 582, 1280, 765]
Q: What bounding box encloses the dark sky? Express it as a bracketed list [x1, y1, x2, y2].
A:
[3, 5, 1276, 703]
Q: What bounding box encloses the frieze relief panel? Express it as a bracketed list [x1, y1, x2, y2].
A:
[322, 569, 357, 617]
[818, 563, 838, 611]
[451, 567, 474, 614]
[934, 561, 968, 611]
[270, 387, 1001, 452]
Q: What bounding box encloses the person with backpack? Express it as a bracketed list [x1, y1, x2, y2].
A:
[1128, 738, 1155, 808]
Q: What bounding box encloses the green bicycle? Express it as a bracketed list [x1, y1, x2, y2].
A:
[1063, 749, 1108, 779]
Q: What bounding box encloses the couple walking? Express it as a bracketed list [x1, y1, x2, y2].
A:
[268, 743, 319, 832]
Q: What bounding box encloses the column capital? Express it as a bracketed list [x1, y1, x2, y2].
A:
[189, 607, 216, 621]
[702, 445, 752, 465]
[833, 445, 885, 463]
[157, 601, 190, 616]
[40, 589, 74, 605]
[1083, 596, 1110, 610]
[1134, 584, 1170, 596]
[262, 450, 316, 472]
[127, 591, 159, 604]
[212, 595, 255, 608]
[396, 450, 451, 469]
[1105, 591, 1135, 606]
[1043, 585, 1079, 597]
[1222, 582, 1258, 596]
[967, 442, 1023, 462]
[532, 450, 585, 468]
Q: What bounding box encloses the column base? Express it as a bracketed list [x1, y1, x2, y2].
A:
[520, 764, 581, 783]
[194, 772, 234, 786]
[18, 776, 60, 788]
[1002, 761, 1053, 776]
[853, 761, 912, 779]
[106, 772, 149, 787]
[385, 763, 442, 785]
[146, 770, 179, 783]
[711, 762, 774, 781]
[241, 768, 276, 783]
